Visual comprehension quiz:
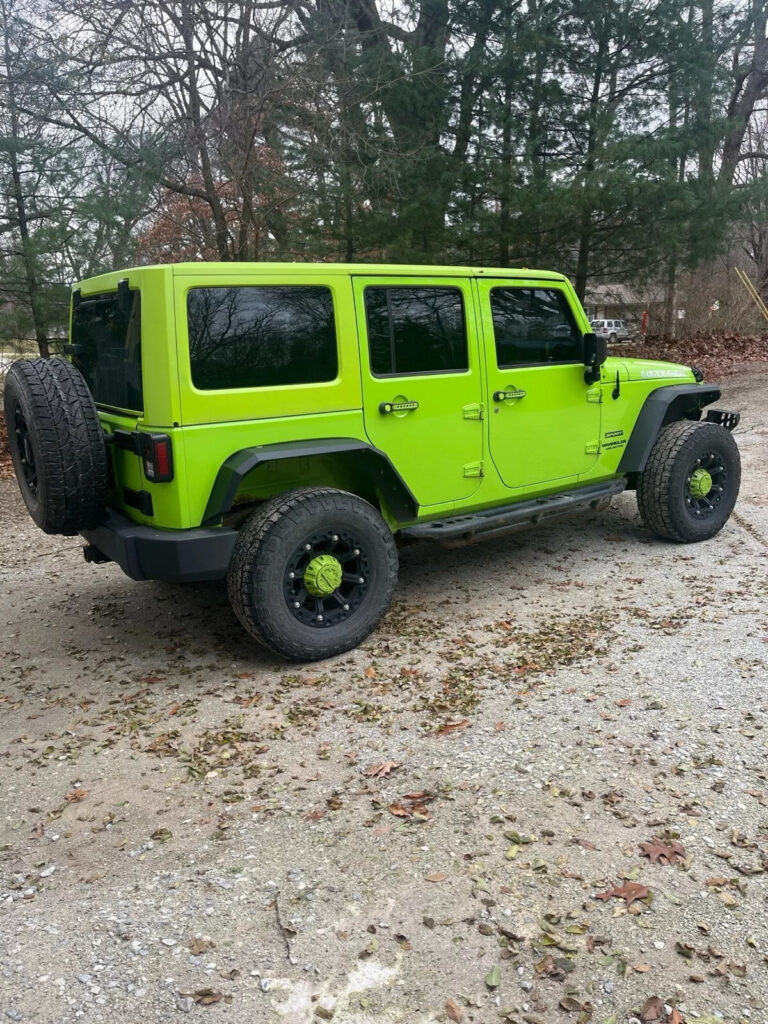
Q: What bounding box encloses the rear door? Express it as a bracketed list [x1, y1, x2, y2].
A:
[353, 276, 483, 508]
[477, 279, 601, 489]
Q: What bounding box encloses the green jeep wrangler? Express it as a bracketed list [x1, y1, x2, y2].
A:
[4, 263, 740, 660]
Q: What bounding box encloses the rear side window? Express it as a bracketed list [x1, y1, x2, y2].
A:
[490, 288, 581, 366]
[71, 289, 142, 412]
[187, 286, 337, 390]
[364, 286, 468, 376]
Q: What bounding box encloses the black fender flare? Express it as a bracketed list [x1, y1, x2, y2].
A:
[201, 437, 419, 526]
[617, 383, 721, 474]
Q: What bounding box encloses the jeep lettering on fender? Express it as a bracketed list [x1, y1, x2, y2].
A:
[4, 263, 741, 660]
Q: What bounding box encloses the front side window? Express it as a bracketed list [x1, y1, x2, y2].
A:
[364, 286, 468, 376]
[71, 289, 142, 411]
[489, 288, 581, 366]
[187, 285, 337, 390]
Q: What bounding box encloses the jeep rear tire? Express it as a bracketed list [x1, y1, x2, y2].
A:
[636, 420, 740, 542]
[3, 358, 108, 535]
[227, 487, 398, 661]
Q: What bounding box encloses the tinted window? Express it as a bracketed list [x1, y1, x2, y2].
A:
[188, 286, 337, 390]
[71, 290, 142, 412]
[364, 287, 468, 376]
[490, 288, 581, 366]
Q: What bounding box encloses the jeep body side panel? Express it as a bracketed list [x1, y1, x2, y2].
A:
[474, 276, 601, 490]
[173, 269, 362, 426]
[180, 411, 370, 528]
[201, 438, 418, 527]
[617, 383, 722, 474]
[353, 274, 485, 508]
[70, 265, 189, 528]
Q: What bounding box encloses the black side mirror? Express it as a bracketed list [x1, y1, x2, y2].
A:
[583, 332, 607, 384]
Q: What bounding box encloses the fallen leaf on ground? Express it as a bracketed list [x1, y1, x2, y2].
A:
[425, 872, 446, 882]
[365, 760, 400, 778]
[187, 988, 222, 1005]
[189, 937, 216, 955]
[594, 880, 651, 908]
[640, 837, 686, 865]
[65, 788, 89, 802]
[639, 996, 664, 1021]
[435, 719, 469, 735]
[445, 998, 463, 1023]
[485, 965, 500, 988]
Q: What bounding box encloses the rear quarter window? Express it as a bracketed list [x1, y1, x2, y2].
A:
[71, 289, 142, 412]
[187, 285, 337, 390]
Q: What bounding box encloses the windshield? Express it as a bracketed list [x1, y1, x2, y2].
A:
[70, 288, 142, 412]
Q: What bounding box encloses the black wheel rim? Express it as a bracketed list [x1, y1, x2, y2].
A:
[685, 450, 727, 519]
[283, 528, 370, 629]
[12, 402, 38, 496]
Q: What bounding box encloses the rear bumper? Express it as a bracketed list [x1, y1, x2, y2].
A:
[80, 511, 237, 582]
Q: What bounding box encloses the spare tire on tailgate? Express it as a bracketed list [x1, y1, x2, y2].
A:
[3, 357, 108, 535]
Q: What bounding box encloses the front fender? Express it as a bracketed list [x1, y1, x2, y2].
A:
[618, 384, 721, 474]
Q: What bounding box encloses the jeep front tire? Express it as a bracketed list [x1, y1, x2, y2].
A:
[227, 487, 398, 661]
[636, 420, 740, 542]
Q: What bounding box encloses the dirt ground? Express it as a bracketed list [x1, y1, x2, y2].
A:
[1, 368, 768, 1024]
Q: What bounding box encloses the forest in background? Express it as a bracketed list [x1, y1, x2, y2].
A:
[2, 0, 768, 354]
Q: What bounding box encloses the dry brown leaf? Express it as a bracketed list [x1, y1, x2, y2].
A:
[189, 937, 216, 955]
[445, 998, 463, 1024]
[364, 760, 400, 778]
[192, 988, 222, 1006]
[435, 719, 469, 735]
[388, 802, 410, 817]
[639, 995, 664, 1022]
[640, 836, 686, 865]
[594, 880, 651, 908]
[64, 788, 89, 802]
[425, 872, 446, 883]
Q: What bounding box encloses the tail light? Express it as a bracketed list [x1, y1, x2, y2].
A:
[140, 433, 174, 483]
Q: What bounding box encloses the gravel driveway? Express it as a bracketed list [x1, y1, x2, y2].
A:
[1, 368, 767, 1024]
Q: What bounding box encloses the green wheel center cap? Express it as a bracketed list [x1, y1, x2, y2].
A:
[303, 554, 343, 597]
[689, 467, 713, 499]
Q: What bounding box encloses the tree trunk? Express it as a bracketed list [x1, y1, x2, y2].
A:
[1, 0, 49, 357]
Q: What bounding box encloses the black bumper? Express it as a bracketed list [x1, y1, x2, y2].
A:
[80, 511, 238, 582]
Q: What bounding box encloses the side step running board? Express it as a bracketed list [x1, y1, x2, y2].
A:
[399, 479, 626, 547]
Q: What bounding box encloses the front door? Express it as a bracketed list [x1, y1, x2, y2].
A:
[354, 276, 483, 508]
[477, 279, 601, 490]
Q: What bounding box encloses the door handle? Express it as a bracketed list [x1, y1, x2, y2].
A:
[379, 399, 419, 414]
[493, 389, 526, 402]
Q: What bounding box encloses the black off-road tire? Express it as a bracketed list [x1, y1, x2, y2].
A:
[636, 420, 740, 542]
[3, 358, 108, 535]
[227, 487, 398, 661]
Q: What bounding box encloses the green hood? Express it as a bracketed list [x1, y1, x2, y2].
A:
[609, 357, 695, 382]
